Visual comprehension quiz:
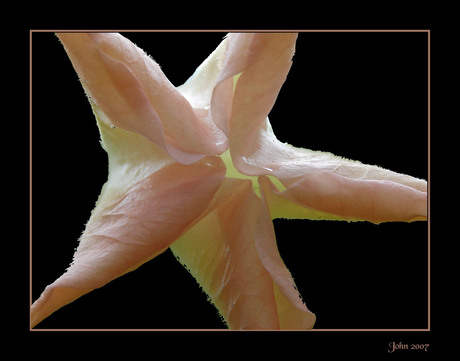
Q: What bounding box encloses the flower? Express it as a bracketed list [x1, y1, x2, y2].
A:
[31, 32, 427, 329]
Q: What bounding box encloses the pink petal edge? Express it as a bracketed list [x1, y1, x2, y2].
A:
[260, 174, 427, 224]
[31, 157, 226, 327]
[57, 33, 226, 164]
[171, 178, 315, 330]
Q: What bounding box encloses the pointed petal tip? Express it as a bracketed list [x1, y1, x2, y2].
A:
[32, 156, 227, 328]
[268, 171, 427, 224]
[57, 32, 228, 164]
[31, 285, 91, 328]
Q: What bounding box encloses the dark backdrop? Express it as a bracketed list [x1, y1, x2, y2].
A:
[31, 31, 428, 331]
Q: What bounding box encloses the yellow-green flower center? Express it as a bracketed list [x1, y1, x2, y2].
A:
[220, 149, 285, 197]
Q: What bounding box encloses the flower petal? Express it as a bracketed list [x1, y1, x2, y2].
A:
[229, 115, 427, 224]
[213, 32, 427, 224]
[91, 101, 175, 205]
[57, 32, 225, 164]
[260, 172, 427, 224]
[31, 156, 226, 327]
[171, 180, 278, 329]
[255, 181, 316, 329]
[177, 36, 229, 150]
[210, 33, 297, 145]
[171, 178, 315, 330]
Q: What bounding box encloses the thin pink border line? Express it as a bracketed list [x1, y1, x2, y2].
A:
[30, 29, 430, 33]
[30, 328, 430, 332]
[29, 29, 430, 332]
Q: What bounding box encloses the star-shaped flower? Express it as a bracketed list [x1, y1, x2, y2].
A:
[31, 32, 427, 330]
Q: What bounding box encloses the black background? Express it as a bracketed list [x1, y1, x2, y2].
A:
[30, 31, 430, 346]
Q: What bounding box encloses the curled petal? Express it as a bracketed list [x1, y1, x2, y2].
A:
[31, 157, 226, 327]
[171, 180, 278, 329]
[210, 33, 297, 149]
[260, 173, 427, 224]
[177, 36, 229, 149]
[216, 32, 428, 224]
[171, 179, 315, 330]
[229, 116, 427, 223]
[255, 181, 316, 329]
[57, 32, 225, 164]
